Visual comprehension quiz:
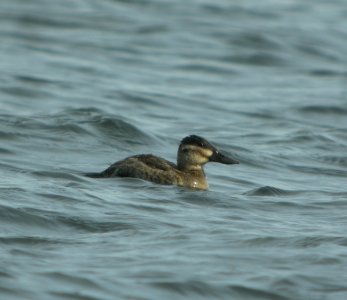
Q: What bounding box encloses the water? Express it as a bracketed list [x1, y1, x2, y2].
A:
[1, 0, 347, 299]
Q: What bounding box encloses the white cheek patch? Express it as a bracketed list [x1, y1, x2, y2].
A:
[181, 145, 213, 164]
[201, 148, 213, 158]
[181, 145, 213, 157]
[181, 145, 200, 152]
[196, 156, 209, 164]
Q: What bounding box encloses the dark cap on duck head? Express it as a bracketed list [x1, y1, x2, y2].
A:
[180, 135, 239, 165]
[180, 135, 212, 148]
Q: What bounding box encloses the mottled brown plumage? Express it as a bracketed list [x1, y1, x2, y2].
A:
[86, 135, 239, 190]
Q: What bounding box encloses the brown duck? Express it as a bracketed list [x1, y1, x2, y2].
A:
[86, 135, 239, 190]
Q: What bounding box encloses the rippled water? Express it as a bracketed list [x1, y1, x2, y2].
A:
[1, 0, 347, 299]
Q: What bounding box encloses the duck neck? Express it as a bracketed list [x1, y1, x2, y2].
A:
[177, 163, 205, 176]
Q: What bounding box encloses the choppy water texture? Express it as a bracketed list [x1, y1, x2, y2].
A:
[1, 0, 347, 299]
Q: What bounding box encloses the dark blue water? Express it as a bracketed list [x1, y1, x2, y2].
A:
[1, 0, 347, 299]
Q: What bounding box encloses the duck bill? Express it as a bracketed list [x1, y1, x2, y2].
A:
[209, 150, 239, 165]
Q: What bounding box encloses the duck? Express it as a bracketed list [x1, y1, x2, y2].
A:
[85, 135, 239, 190]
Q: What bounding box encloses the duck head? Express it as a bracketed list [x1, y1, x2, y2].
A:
[177, 135, 239, 171]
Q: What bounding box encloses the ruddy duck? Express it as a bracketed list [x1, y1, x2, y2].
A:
[86, 135, 239, 190]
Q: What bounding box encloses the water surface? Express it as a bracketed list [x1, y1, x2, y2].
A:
[1, 0, 347, 299]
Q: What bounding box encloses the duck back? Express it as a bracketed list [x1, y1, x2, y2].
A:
[87, 155, 182, 185]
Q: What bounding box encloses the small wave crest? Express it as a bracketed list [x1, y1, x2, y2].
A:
[153, 280, 289, 300]
[298, 105, 347, 116]
[245, 186, 294, 196]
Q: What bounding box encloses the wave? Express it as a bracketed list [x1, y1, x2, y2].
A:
[153, 280, 290, 300]
[0, 107, 151, 145]
[241, 235, 347, 249]
[298, 105, 347, 116]
[245, 186, 296, 196]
